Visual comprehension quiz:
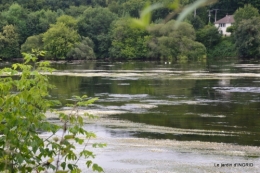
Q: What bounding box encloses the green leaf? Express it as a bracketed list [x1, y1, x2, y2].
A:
[47, 158, 54, 163]
[92, 164, 104, 172]
[71, 168, 81, 173]
[16, 154, 24, 164]
[56, 171, 69, 173]
[68, 163, 73, 170]
[61, 162, 66, 170]
[131, 3, 163, 29]
[12, 64, 18, 70]
[86, 160, 92, 168]
[75, 138, 84, 144]
[80, 150, 95, 158]
[64, 135, 75, 140]
[175, 0, 217, 28]
[82, 95, 88, 99]
[92, 143, 107, 148]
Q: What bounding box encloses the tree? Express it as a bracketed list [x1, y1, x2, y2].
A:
[43, 21, 79, 59]
[211, 0, 260, 20]
[109, 18, 150, 59]
[0, 52, 105, 172]
[234, 4, 259, 25]
[208, 37, 236, 58]
[56, 14, 78, 29]
[1, 3, 29, 44]
[234, 17, 260, 59]
[148, 20, 206, 60]
[67, 37, 96, 60]
[65, 5, 89, 17]
[196, 25, 221, 49]
[188, 15, 205, 30]
[21, 34, 44, 54]
[0, 25, 20, 59]
[78, 7, 118, 58]
[26, 9, 58, 37]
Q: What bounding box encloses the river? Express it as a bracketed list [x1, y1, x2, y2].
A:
[45, 59, 260, 172]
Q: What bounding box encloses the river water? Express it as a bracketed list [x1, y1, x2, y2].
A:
[48, 60, 260, 147]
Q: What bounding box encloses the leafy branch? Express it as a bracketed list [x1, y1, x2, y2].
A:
[0, 51, 105, 173]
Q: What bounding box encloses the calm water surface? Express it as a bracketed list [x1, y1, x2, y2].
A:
[49, 60, 260, 146]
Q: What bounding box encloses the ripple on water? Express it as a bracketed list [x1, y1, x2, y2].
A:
[213, 87, 260, 93]
[140, 99, 229, 106]
[99, 104, 157, 113]
[109, 94, 149, 98]
[117, 83, 130, 85]
[198, 114, 226, 118]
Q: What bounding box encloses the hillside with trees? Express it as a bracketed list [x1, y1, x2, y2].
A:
[0, 0, 259, 60]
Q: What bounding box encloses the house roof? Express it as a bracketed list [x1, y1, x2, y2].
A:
[215, 15, 235, 24]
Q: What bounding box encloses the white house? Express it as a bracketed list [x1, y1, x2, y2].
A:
[214, 15, 235, 36]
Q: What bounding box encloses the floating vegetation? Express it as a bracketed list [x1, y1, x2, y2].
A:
[213, 87, 260, 93]
[42, 70, 260, 80]
[46, 109, 248, 138]
[198, 114, 226, 118]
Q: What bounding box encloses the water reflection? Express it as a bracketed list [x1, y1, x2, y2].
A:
[49, 60, 260, 146]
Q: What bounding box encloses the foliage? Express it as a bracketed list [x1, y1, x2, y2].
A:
[64, 5, 89, 17]
[188, 15, 205, 30]
[234, 4, 259, 25]
[43, 21, 79, 59]
[1, 3, 28, 44]
[26, 9, 58, 36]
[131, 2, 163, 30]
[234, 17, 260, 59]
[107, 0, 171, 19]
[208, 37, 236, 58]
[78, 7, 118, 58]
[21, 34, 44, 54]
[211, 0, 260, 20]
[2, 0, 260, 59]
[226, 25, 235, 33]
[119, 0, 147, 18]
[0, 25, 20, 59]
[148, 20, 206, 60]
[67, 37, 96, 60]
[0, 52, 105, 172]
[56, 15, 78, 29]
[109, 18, 150, 59]
[196, 25, 221, 49]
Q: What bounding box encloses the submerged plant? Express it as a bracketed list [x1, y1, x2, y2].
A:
[0, 51, 105, 172]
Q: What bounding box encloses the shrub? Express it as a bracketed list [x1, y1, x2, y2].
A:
[0, 51, 104, 172]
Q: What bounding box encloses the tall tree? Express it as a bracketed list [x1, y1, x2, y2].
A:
[0, 25, 20, 59]
[148, 20, 206, 60]
[43, 22, 79, 59]
[196, 25, 221, 49]
[25, 9, 58, 37]
[234, 17, 260, 59]
[21, 34, 44, 54]
[1, 3, 28, 44]
[78, 7, 118, 58]
[67, 37, 96, 60]
[234, 4, 259, 24]
[109, 18, 150, 59]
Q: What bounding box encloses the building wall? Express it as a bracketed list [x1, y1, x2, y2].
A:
[214, 23, 232, 36]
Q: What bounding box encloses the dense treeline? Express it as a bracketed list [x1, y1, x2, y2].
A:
[0, 0, 259, 60]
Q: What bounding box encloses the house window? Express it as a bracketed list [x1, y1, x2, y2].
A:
[220, 23, 226, 27]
